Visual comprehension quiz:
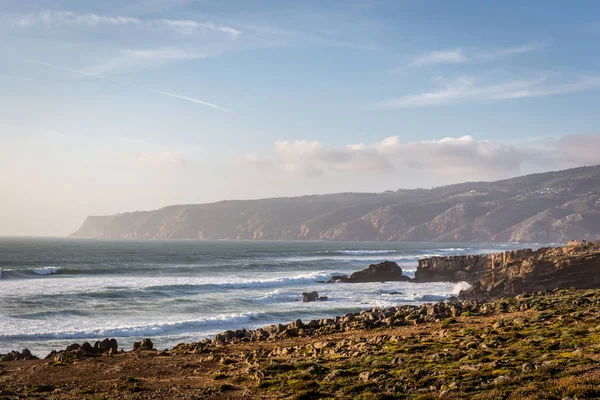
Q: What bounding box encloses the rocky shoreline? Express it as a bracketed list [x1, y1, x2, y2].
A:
[327, 240, 600, 301]
[3, 288, 600, 398]
[3, 241, 600, 398]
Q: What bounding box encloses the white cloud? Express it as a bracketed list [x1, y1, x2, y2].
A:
[405, 41, 545, 68]
[274, 139, 393, 176]
[377, 75, 600, 109]
[239, 153, 273, 169]
[11, 11, 241, 37]
[157, 19, 241, 36]
[482, 41, 546, 58]
[533, 134, 600, 169]
[83, 48, 205, 76]
[13, 11, 142, 27]
[242, 134, 600, 181]
[408, 49, 466, 67]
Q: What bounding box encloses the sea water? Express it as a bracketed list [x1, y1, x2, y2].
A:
[0, 238, 541, 356]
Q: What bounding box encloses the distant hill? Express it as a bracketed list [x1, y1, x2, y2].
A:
[71, 165, 600, 243]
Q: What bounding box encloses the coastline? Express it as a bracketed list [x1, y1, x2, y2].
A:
[2, 288, 600, 399]
[3, 241, 600, 398]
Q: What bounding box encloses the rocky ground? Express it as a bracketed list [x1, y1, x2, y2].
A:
[3, 288, 600, 399]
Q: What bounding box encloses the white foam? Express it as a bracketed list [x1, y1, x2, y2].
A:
[0, 312, 259, 341]
[32, 266, 61, 275]
[0, 270, 352, 298]
[337, 250, 398, 255]
[452, 281, 471, 295]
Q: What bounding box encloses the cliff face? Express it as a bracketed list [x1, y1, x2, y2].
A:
[71, 165, 600, 242]
[414, 249, 536, 283]
[415, 240, 600, 300]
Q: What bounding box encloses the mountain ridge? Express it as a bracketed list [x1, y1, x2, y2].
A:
[71, 165, 600, 242]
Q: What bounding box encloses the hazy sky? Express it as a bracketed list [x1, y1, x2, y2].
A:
[1, 0, 600, 236]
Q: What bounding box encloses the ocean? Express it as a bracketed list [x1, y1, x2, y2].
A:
[0, 238, 540, 356]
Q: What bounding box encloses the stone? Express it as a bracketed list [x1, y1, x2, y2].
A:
[288, 319, 303, 329]
[0, 349, 38, 361]
[302, 291, 319, 302]
[133, 338, 154, 351]
[359, 371, 372, 382]
[493, 375, 510, 385]
[522, 362, 535, 373]
[65, 344, 80, 352]
[327, 261, 411, 283]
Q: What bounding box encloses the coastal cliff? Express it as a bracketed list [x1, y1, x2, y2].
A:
[415, 240, 600, 300]
[71, 165, 600, 242]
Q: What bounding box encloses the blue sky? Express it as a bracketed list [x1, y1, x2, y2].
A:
[1, 0, 600, 235]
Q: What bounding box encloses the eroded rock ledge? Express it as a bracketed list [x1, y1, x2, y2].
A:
[415, 240, 600, 300]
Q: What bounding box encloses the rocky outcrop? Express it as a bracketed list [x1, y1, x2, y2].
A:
[302, 291, 319, 302]
[414, 249, 536, 283]
[328, 261, 411, 283]
[0, 349, 37, 361]
[45, 338, 118, 361]
[133, 338, 155, 351]
[415, 240, 600, 300]
[460, 240, 600, 300]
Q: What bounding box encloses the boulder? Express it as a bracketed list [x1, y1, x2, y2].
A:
[133, 338, 155, 351]
[94, 338, 118, 354]
[302, 291, 319, 302]
[327, 261, 411, 283]
[44, 339, 118, 361]
[0, 349, 38, 361]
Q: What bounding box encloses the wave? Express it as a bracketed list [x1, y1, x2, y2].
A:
[0, 313, 260, 341]
[143, 270, 347, 293]
[0, 266, 63, 279]
[326, 250, 399, 255]
[413, 294, 449, 302]
[33, 266, 61, 275]
[452, 281, 470, 295]
[0, 306, 363, 342]
[437, 248, 467, 252]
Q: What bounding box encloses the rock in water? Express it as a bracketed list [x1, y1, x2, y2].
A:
[327, 261, 411, 283]
[302, 291, 319, 302]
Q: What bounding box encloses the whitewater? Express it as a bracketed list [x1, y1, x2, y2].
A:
[0, 238, 539, 355]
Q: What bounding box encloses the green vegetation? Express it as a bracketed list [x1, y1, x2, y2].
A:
[5, 288, 600, 399]
[233, 289, 600, 399]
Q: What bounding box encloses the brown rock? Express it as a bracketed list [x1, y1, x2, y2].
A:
[414, 241, 600, 300]
[302, 291, 319, 302]
[133, 338, 154, 351]
[328, 261, 411, 283]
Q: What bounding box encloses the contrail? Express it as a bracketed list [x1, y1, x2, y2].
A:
[32, 60, 232, 113]
[152, 90, 232, 113]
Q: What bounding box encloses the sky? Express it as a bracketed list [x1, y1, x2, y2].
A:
[1, 0, 600, 236]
